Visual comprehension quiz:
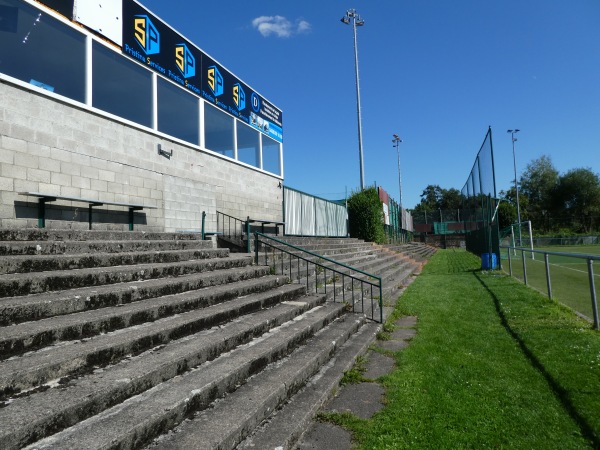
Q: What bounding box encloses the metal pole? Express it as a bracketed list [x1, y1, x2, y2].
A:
[587, 259, 599, 330]
[522, 249, 528, 286]
[545, 253, 552, 300]
[352, 17, 364, 190]
[508, 129, 522, 245]
[342, 10, 365, 190]
[528, 220, 535, 260]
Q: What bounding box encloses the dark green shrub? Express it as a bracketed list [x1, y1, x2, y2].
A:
[347, 187, 386, 243]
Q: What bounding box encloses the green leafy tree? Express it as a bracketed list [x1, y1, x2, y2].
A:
[347, 187, 386, 243]
[414, 185, 462, 211]
[519, 155, 559, 232]
[553, 168, 600, 233]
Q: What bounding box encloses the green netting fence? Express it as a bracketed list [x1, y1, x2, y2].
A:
[461, 127, 500, 266]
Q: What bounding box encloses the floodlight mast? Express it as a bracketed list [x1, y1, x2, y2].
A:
[507, 129, 522, 245]
[341, 9, 365, 190]
[392, 134, 403, 211]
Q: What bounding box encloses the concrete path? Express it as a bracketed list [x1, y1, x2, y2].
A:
[295, 316, 418, 449]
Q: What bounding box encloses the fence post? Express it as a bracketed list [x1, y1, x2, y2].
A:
[507, 247, 512, 276]
[522, 249, 528, 286]
[545, 253, 552, 300]
[587, 259, 599, 330]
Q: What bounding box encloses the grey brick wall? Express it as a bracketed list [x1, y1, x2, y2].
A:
[0, 80, 283, 232]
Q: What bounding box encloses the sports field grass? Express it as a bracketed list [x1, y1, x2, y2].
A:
[325, 249, 600, 449]
[500, 245, 600, 321]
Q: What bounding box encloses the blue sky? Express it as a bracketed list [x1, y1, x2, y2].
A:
[139, 0, 600, 209]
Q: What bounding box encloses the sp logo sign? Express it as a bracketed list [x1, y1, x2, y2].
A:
[134, 15, 160, 55]
[207, 65, 224, 97]
[175, 43, 195, 78]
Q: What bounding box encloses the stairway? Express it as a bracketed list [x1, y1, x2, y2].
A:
[255, 236, 433, 320]
[0, 230, 430, 449]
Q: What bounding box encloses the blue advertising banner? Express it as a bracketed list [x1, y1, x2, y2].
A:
[121, 0, 282, 142]
[201, 54, 283, 143]
[122, 0, 201, 97]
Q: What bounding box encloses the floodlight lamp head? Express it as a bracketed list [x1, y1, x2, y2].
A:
[356, 18, 365, 26]
[340, 16, 350, 24]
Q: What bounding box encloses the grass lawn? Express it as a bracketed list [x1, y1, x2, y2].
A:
[329, 249, 600, 449]
[500, 245, 599, 320]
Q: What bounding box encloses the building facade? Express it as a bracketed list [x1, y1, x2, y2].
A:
[0, 0, 284, 231]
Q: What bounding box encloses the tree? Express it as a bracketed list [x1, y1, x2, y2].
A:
[553, 168, 600, 233]
[519, 155, 559, 232]
[414, 185, 462, 211]
[415, 185, 443, 211]
[347, 187, 386, 243]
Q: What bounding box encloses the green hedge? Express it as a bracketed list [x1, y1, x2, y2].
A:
[347, 187, 386, 244]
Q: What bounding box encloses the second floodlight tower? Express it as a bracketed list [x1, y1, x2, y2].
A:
[341, 9, 365, 190]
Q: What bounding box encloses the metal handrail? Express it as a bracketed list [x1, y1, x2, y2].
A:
[216, 211, 246, 240]
[254, 232, 383, 323]
[500, 245, 599, 329]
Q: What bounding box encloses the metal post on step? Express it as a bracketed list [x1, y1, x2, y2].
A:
[201, 211, 206, 240]
[246, 217, 251, 253]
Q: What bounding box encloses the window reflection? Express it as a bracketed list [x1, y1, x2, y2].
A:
[237, 121, 259, 168]
[262, 135, 281, 176]
[92, 41, 152, 127]
[0, 0, 85, 101]
[204, 103, 234, 158]
[157, 78, 199, 145]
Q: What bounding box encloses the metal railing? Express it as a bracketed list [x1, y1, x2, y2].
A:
[254, 233, 383, 323]
[216, 211, 246, 240]
[501, 246, 599, 329]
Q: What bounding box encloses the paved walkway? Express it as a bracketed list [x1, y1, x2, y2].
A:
[295, 316, 418, 449]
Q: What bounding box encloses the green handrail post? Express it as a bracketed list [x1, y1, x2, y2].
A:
[254, 232, 259, 264]
[379, 277, 383, 323]
[246, 216, 251, 253]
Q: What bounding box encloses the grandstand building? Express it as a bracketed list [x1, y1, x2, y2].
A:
[0, 0, 284, 231]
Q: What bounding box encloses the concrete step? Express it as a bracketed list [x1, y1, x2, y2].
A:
[237, 321, 380, 450]
[0, 262, 267, 326]
[1, 297, 336, 450]
[0, 238, 212, 257]
[0, 248, 230, 274]
[0, 281, 303, 397]
[0, 253, 253, 298]
[0, 229, 206, 242]
[0, 274, 293, 361]
[149, 313, 371, 450]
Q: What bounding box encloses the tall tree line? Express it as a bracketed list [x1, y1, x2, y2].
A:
[501, 155, 600, 234]
[412, 155, 600, 234]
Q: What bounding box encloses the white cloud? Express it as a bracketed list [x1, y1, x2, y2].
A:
[252, 16, 311, 38]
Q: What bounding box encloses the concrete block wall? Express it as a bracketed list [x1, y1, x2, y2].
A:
[0, 79, 283, 232]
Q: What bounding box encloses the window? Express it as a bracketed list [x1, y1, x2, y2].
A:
[236, 121, 259, 168]
[157, 78, 199, 145]
[262, 135, 281, 176]
[204, 103, 234, 158]
[92, 41, 152, 127]
[0, 0, 85, 102]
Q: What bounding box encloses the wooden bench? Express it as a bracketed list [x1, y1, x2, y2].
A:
[19, 192, 157, 231]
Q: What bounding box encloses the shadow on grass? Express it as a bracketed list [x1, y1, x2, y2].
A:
[474, 271, 600, 448]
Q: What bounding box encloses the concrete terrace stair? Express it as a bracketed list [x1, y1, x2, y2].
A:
[0, 229, 411, 450]
[256, 236, 431, 320]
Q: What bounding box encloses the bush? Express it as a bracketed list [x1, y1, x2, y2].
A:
[347, 187, 386, 243]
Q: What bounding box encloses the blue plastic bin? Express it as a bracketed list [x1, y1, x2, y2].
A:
[481, 253, 498, 270]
